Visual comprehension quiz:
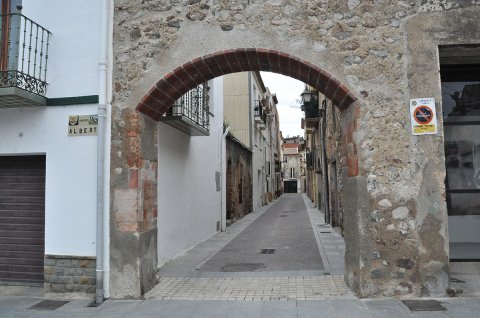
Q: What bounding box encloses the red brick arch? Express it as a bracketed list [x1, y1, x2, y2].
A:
[136, 48, 357, 120]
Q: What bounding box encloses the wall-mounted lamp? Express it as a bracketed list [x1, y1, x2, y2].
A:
[301, 88, 313, 104]
[301, 88, 319, 118]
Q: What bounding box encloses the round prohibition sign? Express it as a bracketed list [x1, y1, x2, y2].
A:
[414, 105, 434, 125]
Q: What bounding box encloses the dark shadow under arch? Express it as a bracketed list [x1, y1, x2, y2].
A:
[136, 48, 357, 120]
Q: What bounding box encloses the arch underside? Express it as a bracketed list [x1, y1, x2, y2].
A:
[136, 48, 357, 120]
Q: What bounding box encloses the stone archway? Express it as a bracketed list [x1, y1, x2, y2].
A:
[109, 47, 361, 299]
[135, 48, 356, 119]
[109, 0, 479, 300]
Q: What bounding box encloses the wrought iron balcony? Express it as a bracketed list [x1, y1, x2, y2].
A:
[160, 82, 210, 136]
[253, 100, 266, 129]
[0, 13, 51, 108]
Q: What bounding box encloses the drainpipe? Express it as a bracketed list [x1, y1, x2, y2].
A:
[320, 100, 330, 224]
[96, 0, 111, 304]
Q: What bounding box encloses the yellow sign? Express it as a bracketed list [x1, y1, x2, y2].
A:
[413, 124, 436, 134]
[68, 115, 98, 136]
[409, 98, 437, 136]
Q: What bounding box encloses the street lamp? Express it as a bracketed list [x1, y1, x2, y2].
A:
[301, 88, 319, 118]
[301, 88, 313, 104]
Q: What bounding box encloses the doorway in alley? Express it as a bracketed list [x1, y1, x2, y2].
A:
[283, 180, 297, 193]
[440, 45, 480, 261]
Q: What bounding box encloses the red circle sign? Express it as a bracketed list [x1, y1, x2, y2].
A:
[413, 105, 433, 125]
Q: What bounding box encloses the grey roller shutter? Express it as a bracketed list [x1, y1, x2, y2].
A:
[0, 155, 45, 285]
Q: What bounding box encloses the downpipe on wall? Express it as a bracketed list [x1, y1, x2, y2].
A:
[320, 100, 330, 224]
[96, 0, 112, 305]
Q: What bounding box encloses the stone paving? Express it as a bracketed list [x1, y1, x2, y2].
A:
[2, 295, 480, 318]
[2, 195, 480, 317]
[146, 276, 351, 301]
[147, 194, 353, 301]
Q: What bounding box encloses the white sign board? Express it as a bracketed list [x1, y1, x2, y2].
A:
[409, 98, 437, 135]
[68, 115, 98, 136]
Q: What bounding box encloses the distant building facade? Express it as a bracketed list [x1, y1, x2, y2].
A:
[224, 71, 282, 212]
[281, 136, 306, 193]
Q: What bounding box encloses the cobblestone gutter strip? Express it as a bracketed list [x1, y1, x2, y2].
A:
[302, 194, 346, 276]
[146, 276, 353, 301]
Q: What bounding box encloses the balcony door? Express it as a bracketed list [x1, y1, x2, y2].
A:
[1, 0, 21, 70]
[440, 45, 480, 261]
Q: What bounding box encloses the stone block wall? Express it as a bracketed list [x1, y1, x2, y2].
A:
[226, 135, 253, 223]
[110, 104, 158, 299]
[44, 255, 96, 294]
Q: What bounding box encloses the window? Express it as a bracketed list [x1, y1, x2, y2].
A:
[440, 44, 480, 260]
[238, 178, 243, 204]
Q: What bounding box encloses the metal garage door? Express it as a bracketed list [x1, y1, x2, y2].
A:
[0, 155, 45, 285]
[283, 180, 298, 193]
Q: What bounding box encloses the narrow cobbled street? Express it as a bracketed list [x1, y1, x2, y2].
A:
[146, 194, 350, 301]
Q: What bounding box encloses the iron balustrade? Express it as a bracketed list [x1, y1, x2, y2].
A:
[0, 13, 51, 96]
[166, 82, 210, 131]
[253, 100, 266, 123]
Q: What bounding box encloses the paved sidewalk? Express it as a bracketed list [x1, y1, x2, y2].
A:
[147, 276, 350, 301]
[2, 295, 480, 317]
[199, 193, 323, 273]
[2, 194, 480, 317]
[147, 193, 352, 300]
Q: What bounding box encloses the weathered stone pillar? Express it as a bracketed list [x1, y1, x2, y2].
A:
[342, 95, 449, 297]
[109, 107, 158, 298]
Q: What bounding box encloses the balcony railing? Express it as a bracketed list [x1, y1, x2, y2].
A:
[0, 13, 51, 99]
[161, 82, 210, 136]
[254, 100, 266, 129]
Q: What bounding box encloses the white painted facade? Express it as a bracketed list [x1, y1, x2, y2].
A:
[251, 73, 267, 210]
[156, 77, 224, 267]
[263, 89, 281, 201]
[0, 0, 105, 257]
[22, 1, 102, 98]
[0, 105, 98, 256]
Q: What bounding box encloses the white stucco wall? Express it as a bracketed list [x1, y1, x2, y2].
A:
[0, 1, 104, 257]
[157, 77, 224, 266]
[22, 0, 102, 98]
[0, 105, 98, 256]
[252, 126, 266, 209]
[251, 75, 265, 210]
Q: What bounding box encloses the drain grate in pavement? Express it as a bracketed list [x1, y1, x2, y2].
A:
[280, 214, 288, 217]
[402, 300, 447, 312]
[259, 249, 276, 254]
[450, 277, 466, 283]
[30, 300, 69, 311]
[320, 231, 332, 233]
[221, 263, 265, 272]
